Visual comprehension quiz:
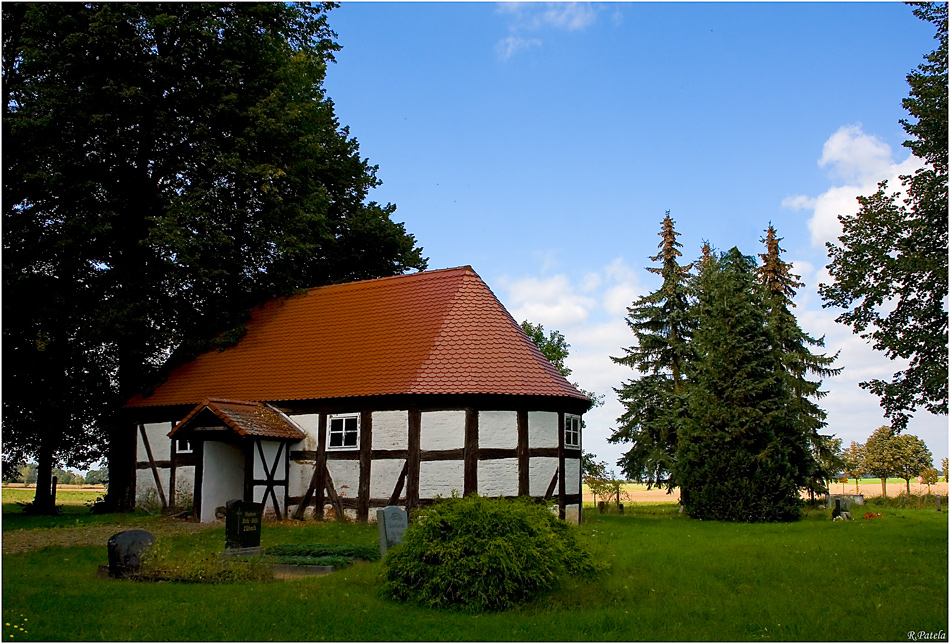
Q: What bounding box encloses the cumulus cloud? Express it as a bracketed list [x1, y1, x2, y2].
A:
[496, 257, 646, 463]
[782, 124, 924, 248]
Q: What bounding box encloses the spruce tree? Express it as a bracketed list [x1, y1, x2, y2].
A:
[757, 225, 842, 496]
[610, 212, 694, 489]
[676, 247, 802, 522]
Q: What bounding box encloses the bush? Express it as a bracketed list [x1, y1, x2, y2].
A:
[380, 494, 603, 612]
[263, 543, 380, 561]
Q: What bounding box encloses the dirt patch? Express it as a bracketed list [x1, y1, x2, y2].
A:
[2, 519, 218, 556]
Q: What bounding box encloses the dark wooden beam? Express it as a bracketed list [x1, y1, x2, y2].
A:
[358, 411, 373, 523]
[464, 409, 478, 496]
[517, 410, 529, 496]
[407, 409, 421, 511]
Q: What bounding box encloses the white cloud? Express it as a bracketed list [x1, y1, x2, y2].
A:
[498, 273, 596, 328]
[818, 124, 894, 184]
[781, 195, 817, 211]
[495, 35, 542, 61]
[540, 3, 598, 31]
[495, 2, 600, 60]
[782, 124, 924, 248]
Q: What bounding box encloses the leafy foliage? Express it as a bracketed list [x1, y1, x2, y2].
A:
[820, 3, 948, 428]
[380, 494, 603, 612]
[2, 3, 427, 509]
[862, 425, 933, 497]
[263, 542, 380, 561]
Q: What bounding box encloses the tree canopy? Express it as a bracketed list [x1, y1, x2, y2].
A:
[675, 248, 803, 522]
[820, 2, 948, 429]
[2, 3, 427, 510]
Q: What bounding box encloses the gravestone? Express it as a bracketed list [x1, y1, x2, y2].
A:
[377, 505, 408, 558]
[107, 529, 155, 578]
[225, 499, 263, 549]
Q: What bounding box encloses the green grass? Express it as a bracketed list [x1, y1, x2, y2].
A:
[2, 503, 946, 641]
[2, 486, 105, 507]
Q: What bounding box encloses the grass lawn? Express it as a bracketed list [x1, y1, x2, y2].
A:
[2, 501, 946, 641]
[2, 486, 105, 507]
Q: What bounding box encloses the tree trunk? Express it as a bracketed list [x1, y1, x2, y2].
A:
[881, 478, 887, 498]
[905, 478, 911, 496]
[104, 414, 136, 512]
[31, 435, 56, 513]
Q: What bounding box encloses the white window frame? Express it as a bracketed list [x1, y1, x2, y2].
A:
[328, 414, 360, 450]
[175, 437, 193, 453]
[565, 414, 581, 449]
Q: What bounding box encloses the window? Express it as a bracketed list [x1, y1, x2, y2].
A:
[328, 415, 359, 449]
[176, 437, 193, 453]
[565, 415, 581, 448]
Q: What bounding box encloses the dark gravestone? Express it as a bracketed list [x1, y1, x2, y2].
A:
[107, 529, 155, 578]
[225, 499, 263, 549]
[377, 505, 408, 558]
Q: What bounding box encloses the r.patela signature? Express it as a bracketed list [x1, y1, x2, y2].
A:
[908, 631, 947, 642]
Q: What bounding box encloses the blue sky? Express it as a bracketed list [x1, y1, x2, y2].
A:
[322, 2, 947, 470]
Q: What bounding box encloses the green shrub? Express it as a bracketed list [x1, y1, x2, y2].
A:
[140, 538, 273, 583]
[263, 543, 380, 561]
[380, 494, 604, 612]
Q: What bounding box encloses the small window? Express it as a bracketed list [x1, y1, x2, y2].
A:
[328, 415, 359, 449]
[565, 415, 581, 448]
[176, 437, 193, 453]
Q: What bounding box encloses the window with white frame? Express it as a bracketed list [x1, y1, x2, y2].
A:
[176, 437, 193, 453]
[565, 414, 581, 448]
[328, 414, 359, 449]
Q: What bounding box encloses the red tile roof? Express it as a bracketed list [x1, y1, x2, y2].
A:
[127, 266, 589, 408]
[169, 398, 306, 440]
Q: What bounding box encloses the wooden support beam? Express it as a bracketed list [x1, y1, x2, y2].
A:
[407, 409, 421, 511]
[517, 410, 529, 497]
[138, 424, 167, 509]
[389, 460, 409, 506]
[358, 411, 372, 523]
[464, 409, 478, 496]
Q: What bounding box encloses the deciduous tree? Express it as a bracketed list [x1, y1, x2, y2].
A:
[863, 426, 902, 497]
[820, 3, 948, 429]
[841, 441, 867, 494]
[891, 432, 933, 495]
[3, 3, 427, 512]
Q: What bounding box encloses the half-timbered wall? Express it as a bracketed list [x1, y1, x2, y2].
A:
[135, 421, 197, 511]
[285, 406, 582, 523]
[133, 404, 583, 523]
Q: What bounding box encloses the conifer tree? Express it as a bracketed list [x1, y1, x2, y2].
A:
[757, 225, 842, 495]
[676, 247, 802, 522]
[610, 212, 694, 489]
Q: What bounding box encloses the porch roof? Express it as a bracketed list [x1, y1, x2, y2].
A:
[169, 398, 306, 441]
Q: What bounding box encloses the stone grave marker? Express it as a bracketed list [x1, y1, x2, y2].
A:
[107, 529, 155, 578]
[377, 505, 408, 558]
[225, 499, 263, 550]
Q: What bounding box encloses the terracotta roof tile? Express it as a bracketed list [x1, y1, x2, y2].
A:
[127, 266, 589, 408]
[170, 398, 306, 440]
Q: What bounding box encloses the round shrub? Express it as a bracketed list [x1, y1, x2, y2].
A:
[380, 494, 600, 612]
